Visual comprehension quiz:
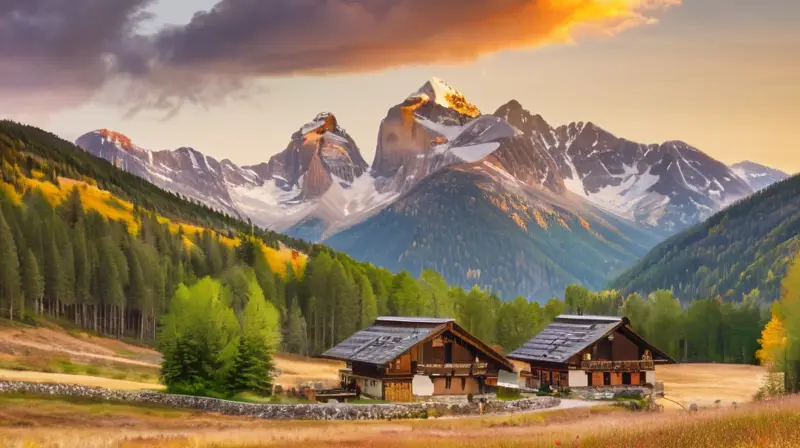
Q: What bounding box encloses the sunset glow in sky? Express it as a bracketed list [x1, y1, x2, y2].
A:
[2, 0, 798, 172]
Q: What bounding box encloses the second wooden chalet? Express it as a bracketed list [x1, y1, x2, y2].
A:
[320, 317, 515, 402]
[508, 315, 675, 389]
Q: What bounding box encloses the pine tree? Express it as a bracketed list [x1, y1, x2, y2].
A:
[0, 209, 21, 319]
[329, 261, 357, 344]
[285, 297, 308, 355]
[226, 334, 275, 395]
[72, 226, 92, 318]
[43, 230, 65, 315]
[61, 186, 85, 227]
[357, 274, 377, 328]
[21, 249, 43, 317]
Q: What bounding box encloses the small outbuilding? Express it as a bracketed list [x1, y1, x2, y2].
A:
[508, 315, 675, 389]
[320, 317, 516, 402]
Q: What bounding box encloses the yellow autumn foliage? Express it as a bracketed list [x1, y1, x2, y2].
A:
[757, 311, 786, 367]
[758, 255, 800, 368]
[2, 175, 306, 279]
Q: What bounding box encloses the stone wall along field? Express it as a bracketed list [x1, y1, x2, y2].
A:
[0, 381, 560, 421]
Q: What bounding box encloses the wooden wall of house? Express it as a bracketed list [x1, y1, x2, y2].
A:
[581, 329, 646, 363]
[420, 330, 487, 365]
[432, 377, 480, 395]
[611, 330, 640, 361]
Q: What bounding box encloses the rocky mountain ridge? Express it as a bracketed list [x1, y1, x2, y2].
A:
[76, 78, 786, 299]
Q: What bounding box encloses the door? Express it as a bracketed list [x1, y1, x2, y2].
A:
[385, 382, 412, 402]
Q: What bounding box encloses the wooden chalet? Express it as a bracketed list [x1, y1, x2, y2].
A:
[508, 315, 675, 389]
[320, 317, 516, 402]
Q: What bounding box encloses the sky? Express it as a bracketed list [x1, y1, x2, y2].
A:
[2, 0, 799, 173]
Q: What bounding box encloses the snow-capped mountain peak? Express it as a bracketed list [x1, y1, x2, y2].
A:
[408, 77, 481, 117]
[731, 161, 790, 191]
[496, 100, 756, 234]
[95, 129, 136, 151]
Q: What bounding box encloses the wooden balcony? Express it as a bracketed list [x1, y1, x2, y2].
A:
[581, 360, 655, 371]
[416, 363, 489, 376]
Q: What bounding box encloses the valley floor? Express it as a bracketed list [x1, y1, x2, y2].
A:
[1, 393, 799, 447]
[0, 320, 343, 390]
[0, 320, 779, 447]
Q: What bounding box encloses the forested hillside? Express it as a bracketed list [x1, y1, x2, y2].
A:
[0, 120, 778, 388]
[0, 120, 562, 357]
[611, 174, 800, 302]
[0, 120, 315, 254]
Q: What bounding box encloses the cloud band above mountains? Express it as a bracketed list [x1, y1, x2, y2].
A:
[0, 0, 679, 115]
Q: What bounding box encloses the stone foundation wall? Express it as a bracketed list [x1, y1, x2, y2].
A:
[0, 381, 559, 421]
[571, 386, 651, 400]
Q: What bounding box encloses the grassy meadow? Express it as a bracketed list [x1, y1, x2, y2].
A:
[0, 393, 798, 447]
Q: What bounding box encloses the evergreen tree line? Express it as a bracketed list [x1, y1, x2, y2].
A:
[0, 182, 771, 366]
[0, 120, 319, 255]
[564, 285, 766, 364]
[611, 171, 800, 303]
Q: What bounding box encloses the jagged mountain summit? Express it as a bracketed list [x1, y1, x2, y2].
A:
[76, 113, 390, 235]
[495, 100, 754, 234]
[76, 77, 788, 300]
[75, 129, 245, 217]
[731, 161, 790, 191]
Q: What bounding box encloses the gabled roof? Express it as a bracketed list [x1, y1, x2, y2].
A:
[320, 316, 514, 370]
[507, 314, 675, 365]
[375, 317, 454, 325]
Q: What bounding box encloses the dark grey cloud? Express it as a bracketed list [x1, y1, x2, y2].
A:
[0, 0, 678, 115]
[0, 0, 153, 111]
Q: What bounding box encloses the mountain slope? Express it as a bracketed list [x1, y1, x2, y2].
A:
[1, 120, 317, 255]
[611, 174, 800, 302]
[495, 100, 754, 235]
[731, 161, 790, 191]
[326, 164, 658, 300]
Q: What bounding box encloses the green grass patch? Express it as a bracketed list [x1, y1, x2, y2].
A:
[233, 392, 312, 404]
[349, 398, 390, 404]
[0, 355, 161, 384]
[0, 392, 190, 419]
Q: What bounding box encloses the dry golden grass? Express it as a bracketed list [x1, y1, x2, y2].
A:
[1, 393, 799, 448]
[0, 324, 340, 391]
[271, 352, 343, 389]
[657, 363, 766, 411]
[0, 369, 163, 391]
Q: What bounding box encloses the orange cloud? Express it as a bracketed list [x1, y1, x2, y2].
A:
[154, 0, 682, 77]
[1, 0, 681, 114]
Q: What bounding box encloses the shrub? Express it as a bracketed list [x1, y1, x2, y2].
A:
[497, 387, 521, 401]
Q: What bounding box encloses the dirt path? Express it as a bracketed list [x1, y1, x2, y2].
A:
[0, 324, 343, 390]
[0, 369, 164, 390]
[0, 326, 160, 368]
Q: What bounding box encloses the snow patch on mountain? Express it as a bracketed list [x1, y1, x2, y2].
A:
[449, 142, 501, 163]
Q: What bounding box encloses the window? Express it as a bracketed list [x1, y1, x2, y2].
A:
[583, 352, 592, 361]
[622, 373, 631, 385]
[603, 372, 611, 386]
[461, 377, 466, 390]
[445, 377, 452, 389]
[444, 343, 453, 363]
